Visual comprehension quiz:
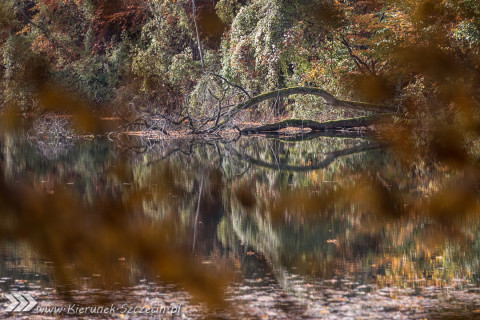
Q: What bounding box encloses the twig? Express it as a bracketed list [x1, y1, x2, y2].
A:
[340, 35, 375, 75]
[209, 73, 251, 99]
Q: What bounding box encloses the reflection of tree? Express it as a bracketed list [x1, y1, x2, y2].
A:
[3, 132, 119, 206]
[4, 130, 480, 309]
[29, 138, 73, 160]
[0, 133, 228, 304]
[52, 134, 479, 291]
[219, 143, 480, 291]
[27, 115, 75, 160]
[225, 179, 480, 292]
[229, 143, 381, 172]
[129, 135, 372, 267]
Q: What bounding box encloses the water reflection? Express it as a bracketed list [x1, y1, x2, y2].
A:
[1, 131, 480, 318]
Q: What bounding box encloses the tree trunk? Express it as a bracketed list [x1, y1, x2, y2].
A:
[210, 86, 397, 131]
[191, 0, 205, 71]
[240, 114, 390, 134]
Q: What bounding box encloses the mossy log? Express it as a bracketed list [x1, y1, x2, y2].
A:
[264, 130, 371, 142]
[241, 114, 391, 134]
[211, 86, 397, 131]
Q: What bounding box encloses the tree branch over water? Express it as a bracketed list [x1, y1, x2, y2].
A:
[205, 86, 397, 133]
[240, 114, 393, 134]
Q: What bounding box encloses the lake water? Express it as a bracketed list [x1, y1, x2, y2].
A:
[1, 129, 480, 319]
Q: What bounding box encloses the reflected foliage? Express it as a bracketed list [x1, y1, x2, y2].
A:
[2, 132, 480, 315]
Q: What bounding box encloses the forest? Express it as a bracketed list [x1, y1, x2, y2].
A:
[0, 0, 478, 134]
[1, 0, 480, 319]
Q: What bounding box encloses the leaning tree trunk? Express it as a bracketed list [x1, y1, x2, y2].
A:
[208, 86, 398, 132]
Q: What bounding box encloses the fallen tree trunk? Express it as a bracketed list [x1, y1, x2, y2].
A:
[241, 114, 391, 134]
[210, 86, 397, 132]
[263, 130, 371, 142]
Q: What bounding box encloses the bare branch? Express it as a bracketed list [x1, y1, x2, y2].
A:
[208, 73, 251, 99]
[340, 36, 374, 75]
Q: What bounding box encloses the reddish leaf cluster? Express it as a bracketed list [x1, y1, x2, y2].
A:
[92, 0, 146, 52]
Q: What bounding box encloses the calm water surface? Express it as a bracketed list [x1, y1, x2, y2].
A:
[1, 130, 480, 319]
